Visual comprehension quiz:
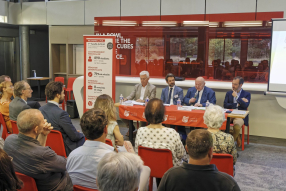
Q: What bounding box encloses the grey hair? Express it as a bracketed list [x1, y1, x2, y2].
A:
[17, 109, 42, 133]
[14, 80, 27, 97]
[139, 71, 149, 78]
[97, 152, 143, 191]
[203, 105, 226, 129]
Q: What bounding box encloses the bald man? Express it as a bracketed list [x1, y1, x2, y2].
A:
[183, 77, 216, 107]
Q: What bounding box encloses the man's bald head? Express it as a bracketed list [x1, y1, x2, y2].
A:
[195, 77, 205, 91]
[144, 98, 165, 124]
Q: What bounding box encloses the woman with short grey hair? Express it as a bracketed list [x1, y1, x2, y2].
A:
[97, 152, 149, 191]
[204, 105, 237, 166]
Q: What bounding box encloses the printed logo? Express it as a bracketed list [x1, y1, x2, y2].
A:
[189, 118, 198, 122]
[164, 115, 168, 121]
[169, 116, 176, 121]
[88, 85, 92, 90]
[107, 42, 113, 50]
[88, 101, 93, 106]
[124, 110, 130, 117]
[88, 72, 92, 77]
[182, 116, 189, 123]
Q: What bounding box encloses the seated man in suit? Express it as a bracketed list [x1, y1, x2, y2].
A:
[183, 77, 216, 107]
[122, 71, 156, 133]
[224, 76, 250, 147]
[9, 80, 33, 121]
[40, 81, 85, 156]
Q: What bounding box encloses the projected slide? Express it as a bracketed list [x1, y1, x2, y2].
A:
[269, 20, 286, 92]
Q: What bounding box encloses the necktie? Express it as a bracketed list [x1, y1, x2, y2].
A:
[196, 91, 200, 103]
[167, 88, 173, 104]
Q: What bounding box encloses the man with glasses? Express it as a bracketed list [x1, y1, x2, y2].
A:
[9, 80, 34, 121]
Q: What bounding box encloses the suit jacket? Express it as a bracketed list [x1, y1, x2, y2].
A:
[161, 86, 183, 105]
[126, 82, 156, 100]
[39, 103, 85, 156]
[224, 89, 251, 126]
[183, 86, 216, 107]
[9, 97, 31, 121]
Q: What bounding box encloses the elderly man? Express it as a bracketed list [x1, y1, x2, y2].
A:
[123, 70, 156, 133]
[224, 76, 250, 147]
[97, 152, 144, 191]
[4, 109, 73, 191]
[9, 80, 33, 121]
[183, 76, 216, 107]
[158, 129, 241, 191]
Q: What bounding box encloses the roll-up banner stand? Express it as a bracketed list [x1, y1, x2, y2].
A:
[83, 36, 116, 113]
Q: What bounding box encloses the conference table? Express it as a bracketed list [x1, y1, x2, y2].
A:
[116, 103, 249, 143]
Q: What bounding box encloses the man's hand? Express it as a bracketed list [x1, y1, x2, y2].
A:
[194, 103, 202, 107]
[189, 98, 196, 104]
[232, 90, 237, 98]
[242, 98, 249, 102]
[136, 99, 145, 103]
[41, 119, 53, 136]
[123, 98, 128, 102]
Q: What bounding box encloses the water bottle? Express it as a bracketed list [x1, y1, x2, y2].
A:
[145, 97, 149, 106]
[120, 94, 124, 105]
[206, 100, 210, 107]
[177, 98, 182, 109]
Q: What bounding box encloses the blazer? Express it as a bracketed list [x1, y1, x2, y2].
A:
[126, 82, 156, 101]
[183, 86, 216, 107]
[39, 103, 85, 156]
[224, 89, 251, 126]
[161, 86, 184, 105]
[9, 97, 31, 121]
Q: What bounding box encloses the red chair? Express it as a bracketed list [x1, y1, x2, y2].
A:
[0, 112, 9, 139]
[231, 121, 249, 151]
[46, 130, 67, 158]
[210, 153, 233, 177]
[73, 185, 98, 191]
[16, 172, 38, 191]
[138, 146, 173, 191]
[10, 120, 19, 134]
[65, 77, 76, 102]
[105, 139, 113, 146]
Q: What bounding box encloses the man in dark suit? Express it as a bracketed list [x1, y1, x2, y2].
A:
[161, 73, 183, 105]
[183, 77, 216, 107]
[9, 80, 33, 121]
[224, 76, 251, 147]
[40, 81, 85, 156]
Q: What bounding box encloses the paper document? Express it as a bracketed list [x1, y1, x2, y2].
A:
[231, 110, 246, 115]
[178, 106, 192, 111]
[192, 106, 206, 110]
[163, 104, 171, 106]
[131, 101, 145, 106]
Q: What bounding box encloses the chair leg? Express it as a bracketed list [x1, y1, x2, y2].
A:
[242, 125, 245, 151]
[247, 125, 249, 145]
[149, 177, 153, 191]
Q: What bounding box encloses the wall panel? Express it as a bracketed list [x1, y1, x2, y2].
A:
[257, 0, 286, 18]
[121, 0, 160, 16]
[22, 2, 46, 25]
[9, 3, 22, 25]
[161, 0, 205, 15]
[206, 0, 256, 14]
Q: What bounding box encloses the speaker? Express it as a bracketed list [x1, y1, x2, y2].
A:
[67, 100, 79, 119]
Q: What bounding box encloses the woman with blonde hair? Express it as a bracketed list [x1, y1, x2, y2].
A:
[0, 81, 14, 133]
[94, 94, 134, 152]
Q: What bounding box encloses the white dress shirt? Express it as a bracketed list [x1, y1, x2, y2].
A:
[169, 85, 175, 105]
[197, 87, 204, 104]
[140, 86, 146, 100]
[48, 100, 59, 107]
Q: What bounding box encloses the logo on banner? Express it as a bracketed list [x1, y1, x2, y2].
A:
[88, 72, 92, 77]
[189, 118, 198, 122]
[88, 85, 92, 90]
[124, 110, 130, 117]
[88, 56, 92, 62]
[88, 101, 93, 106]
[182, 116, 189, 123]
[164, 115, 168, 121]
[107, 42, 113, 50]
[142, 112, 145, 119]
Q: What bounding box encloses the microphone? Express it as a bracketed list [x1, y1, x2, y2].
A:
[194, 92, 198, 99]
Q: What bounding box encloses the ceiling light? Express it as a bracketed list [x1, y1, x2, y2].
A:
[102, 20, 137, 26]
[183, 21, 209, 26]
[142, 21, 177, 27]
[223, 21, 263, 27]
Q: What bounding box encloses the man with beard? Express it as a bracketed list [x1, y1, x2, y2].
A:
[40, 81, 85, 156]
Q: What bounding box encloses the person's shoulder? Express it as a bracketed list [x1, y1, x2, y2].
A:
[175, 86, 183, 91]
[148, 83, 156, 89]
[215, 171, 238, 186]
[242, 89, 251, 95]
[164, 165, 185, 176]
[205, 86, 215, 92]
[225, 90, 233, 94]
[188, 86, 196, 91]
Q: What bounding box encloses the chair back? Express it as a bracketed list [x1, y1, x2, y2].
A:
[67, 77, 76, 90]
[55, 77, 65, 85]
[138, 146, 173, 178]
[210, 153, 233, 176]
[16, 172, 38, 191]
[105, 138, 113, 146]
[73, 185, 98, 191]
[10, 120, 19, 134]
[0, 112, 9, 139]
[46, 130, 67, 158]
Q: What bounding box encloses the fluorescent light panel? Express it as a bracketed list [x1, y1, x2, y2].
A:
[142, 21, 177, 26]
[102, 20, 137, 26]
[223, 21, 263, 27]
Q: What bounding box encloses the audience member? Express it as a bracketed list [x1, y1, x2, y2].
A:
[123, 71, 156, 135]
[4, 109, 73, 191]
[157, 129, 241, 191]
[204, 105, 237, 165]
[0, 81, 14, 132]
[94, 94, 134, 152]
[183, 76, 216, 107]
[0, 75, 11, 83]
[0, 138, 3, 149]
[0, 148, 23, 191]
[224, 76, 251, 147]
[40, 81, 85, 156]
[9, 80, 32, 121]
[97, 152, 144, 191]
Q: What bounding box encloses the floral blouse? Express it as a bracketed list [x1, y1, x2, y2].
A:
[135, 126, 188, 166]
[210, 130, 237, 165]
